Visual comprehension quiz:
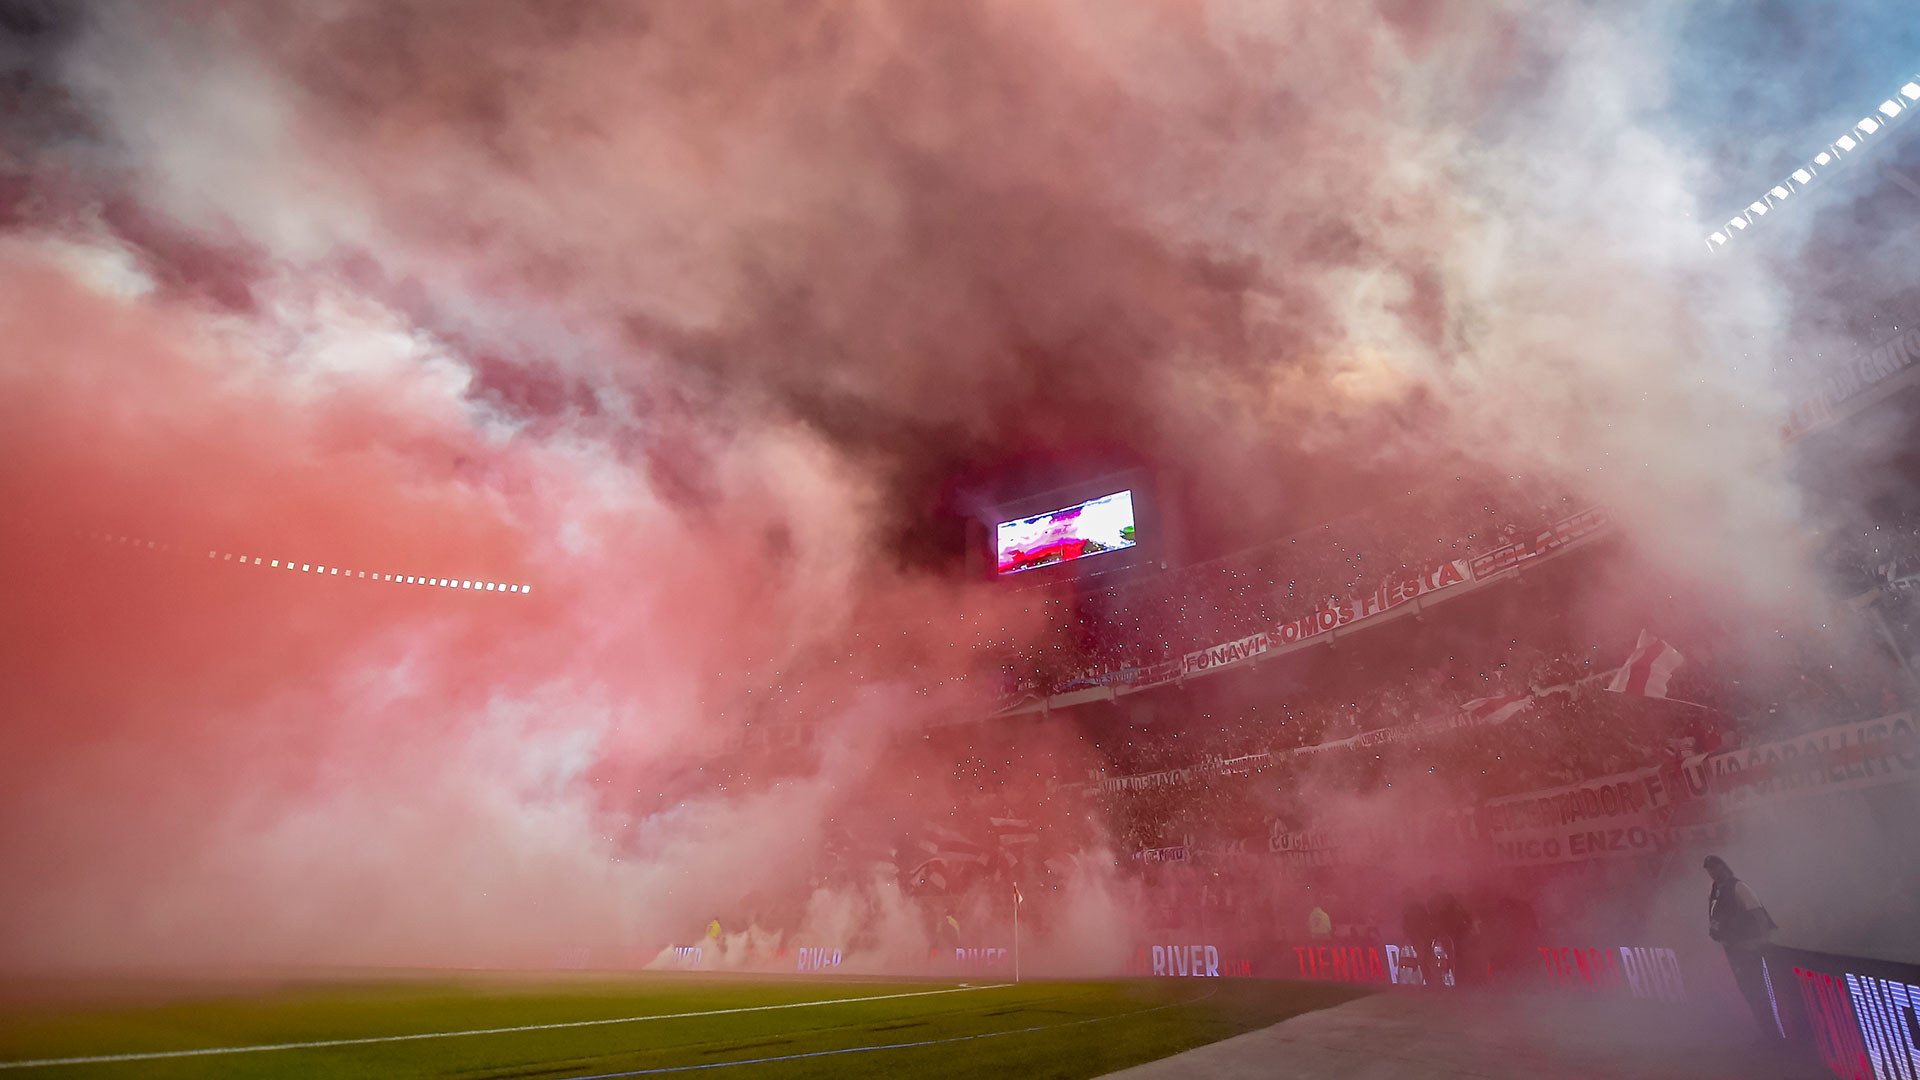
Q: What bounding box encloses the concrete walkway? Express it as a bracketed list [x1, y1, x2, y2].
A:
[1103, 988, 1831, 1080]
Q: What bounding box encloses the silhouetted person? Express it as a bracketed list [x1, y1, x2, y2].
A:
[1431, 890, 1474, 986]
[1402, 896, 1436, 986]
[1436, 887, 1474, 980]
[1704, 855, 1779, 1036]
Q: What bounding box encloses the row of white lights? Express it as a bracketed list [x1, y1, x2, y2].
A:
[86, 531, 531, 594]
[206, 550, 534, 593]
[1706, 76, 1920, 252]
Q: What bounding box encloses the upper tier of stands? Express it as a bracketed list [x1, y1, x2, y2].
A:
[985, 477, 1582, 700]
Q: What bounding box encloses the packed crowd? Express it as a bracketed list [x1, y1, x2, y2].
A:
[941, 532, 1910, 867]
[1823, 506, 1920, 595]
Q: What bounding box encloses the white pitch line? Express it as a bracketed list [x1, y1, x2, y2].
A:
[557, 987, 1220, 1079]
[0, 984, 1006, 1070]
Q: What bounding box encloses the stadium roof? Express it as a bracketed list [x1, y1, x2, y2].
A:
[1705, 74, 1920, 253]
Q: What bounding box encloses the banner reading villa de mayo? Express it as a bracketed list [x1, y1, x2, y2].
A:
[1470, 506, 1611, 579]
[1680, 712, 1918, 813]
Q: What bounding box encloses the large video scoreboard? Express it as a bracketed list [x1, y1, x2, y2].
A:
[975, 467, 1169, 584]
[994, 489, 1138, 576]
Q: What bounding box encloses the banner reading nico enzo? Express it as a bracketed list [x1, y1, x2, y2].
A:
[1472, 765, 1696, 865]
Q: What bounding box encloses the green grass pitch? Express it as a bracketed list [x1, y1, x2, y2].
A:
[0, 972, 1365, 1078]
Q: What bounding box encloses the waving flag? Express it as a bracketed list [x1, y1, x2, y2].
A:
[918, 821, 990, 866]
[1607, 631, 1684, 697]
[990, 816, 1040, 851]
[1460, 692, 1533, 724]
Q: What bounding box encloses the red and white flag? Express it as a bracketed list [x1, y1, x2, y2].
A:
[1460, 692, 1533, 724]
[1606, 631, 1684, 697]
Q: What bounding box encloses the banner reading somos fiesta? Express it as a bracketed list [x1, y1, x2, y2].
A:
[1275, 558, 1470, 644]
[1180, 559, 1471, 677]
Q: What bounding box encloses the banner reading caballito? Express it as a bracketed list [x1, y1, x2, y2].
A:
[1680, 712, 1918, 812]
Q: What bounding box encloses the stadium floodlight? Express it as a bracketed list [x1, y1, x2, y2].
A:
[1709, 231, 1729, 245]
[1708, 72, 1920, 251]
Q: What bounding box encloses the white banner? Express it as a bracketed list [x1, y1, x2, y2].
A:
[1680, 712, 1918, 812]
[1286, 696, 1532, 759]
[1101, 766, 1205, 792]
[1476, 765, 1677, 835]
[1782, 325, 1920, 443]
[1471, 507, 1611, 578]
[1172, 560, 1474, 683]
[1474, 765, 1696, 865]
[1270, 559, 1471, 648]
[1181, 630, 1274, 675]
